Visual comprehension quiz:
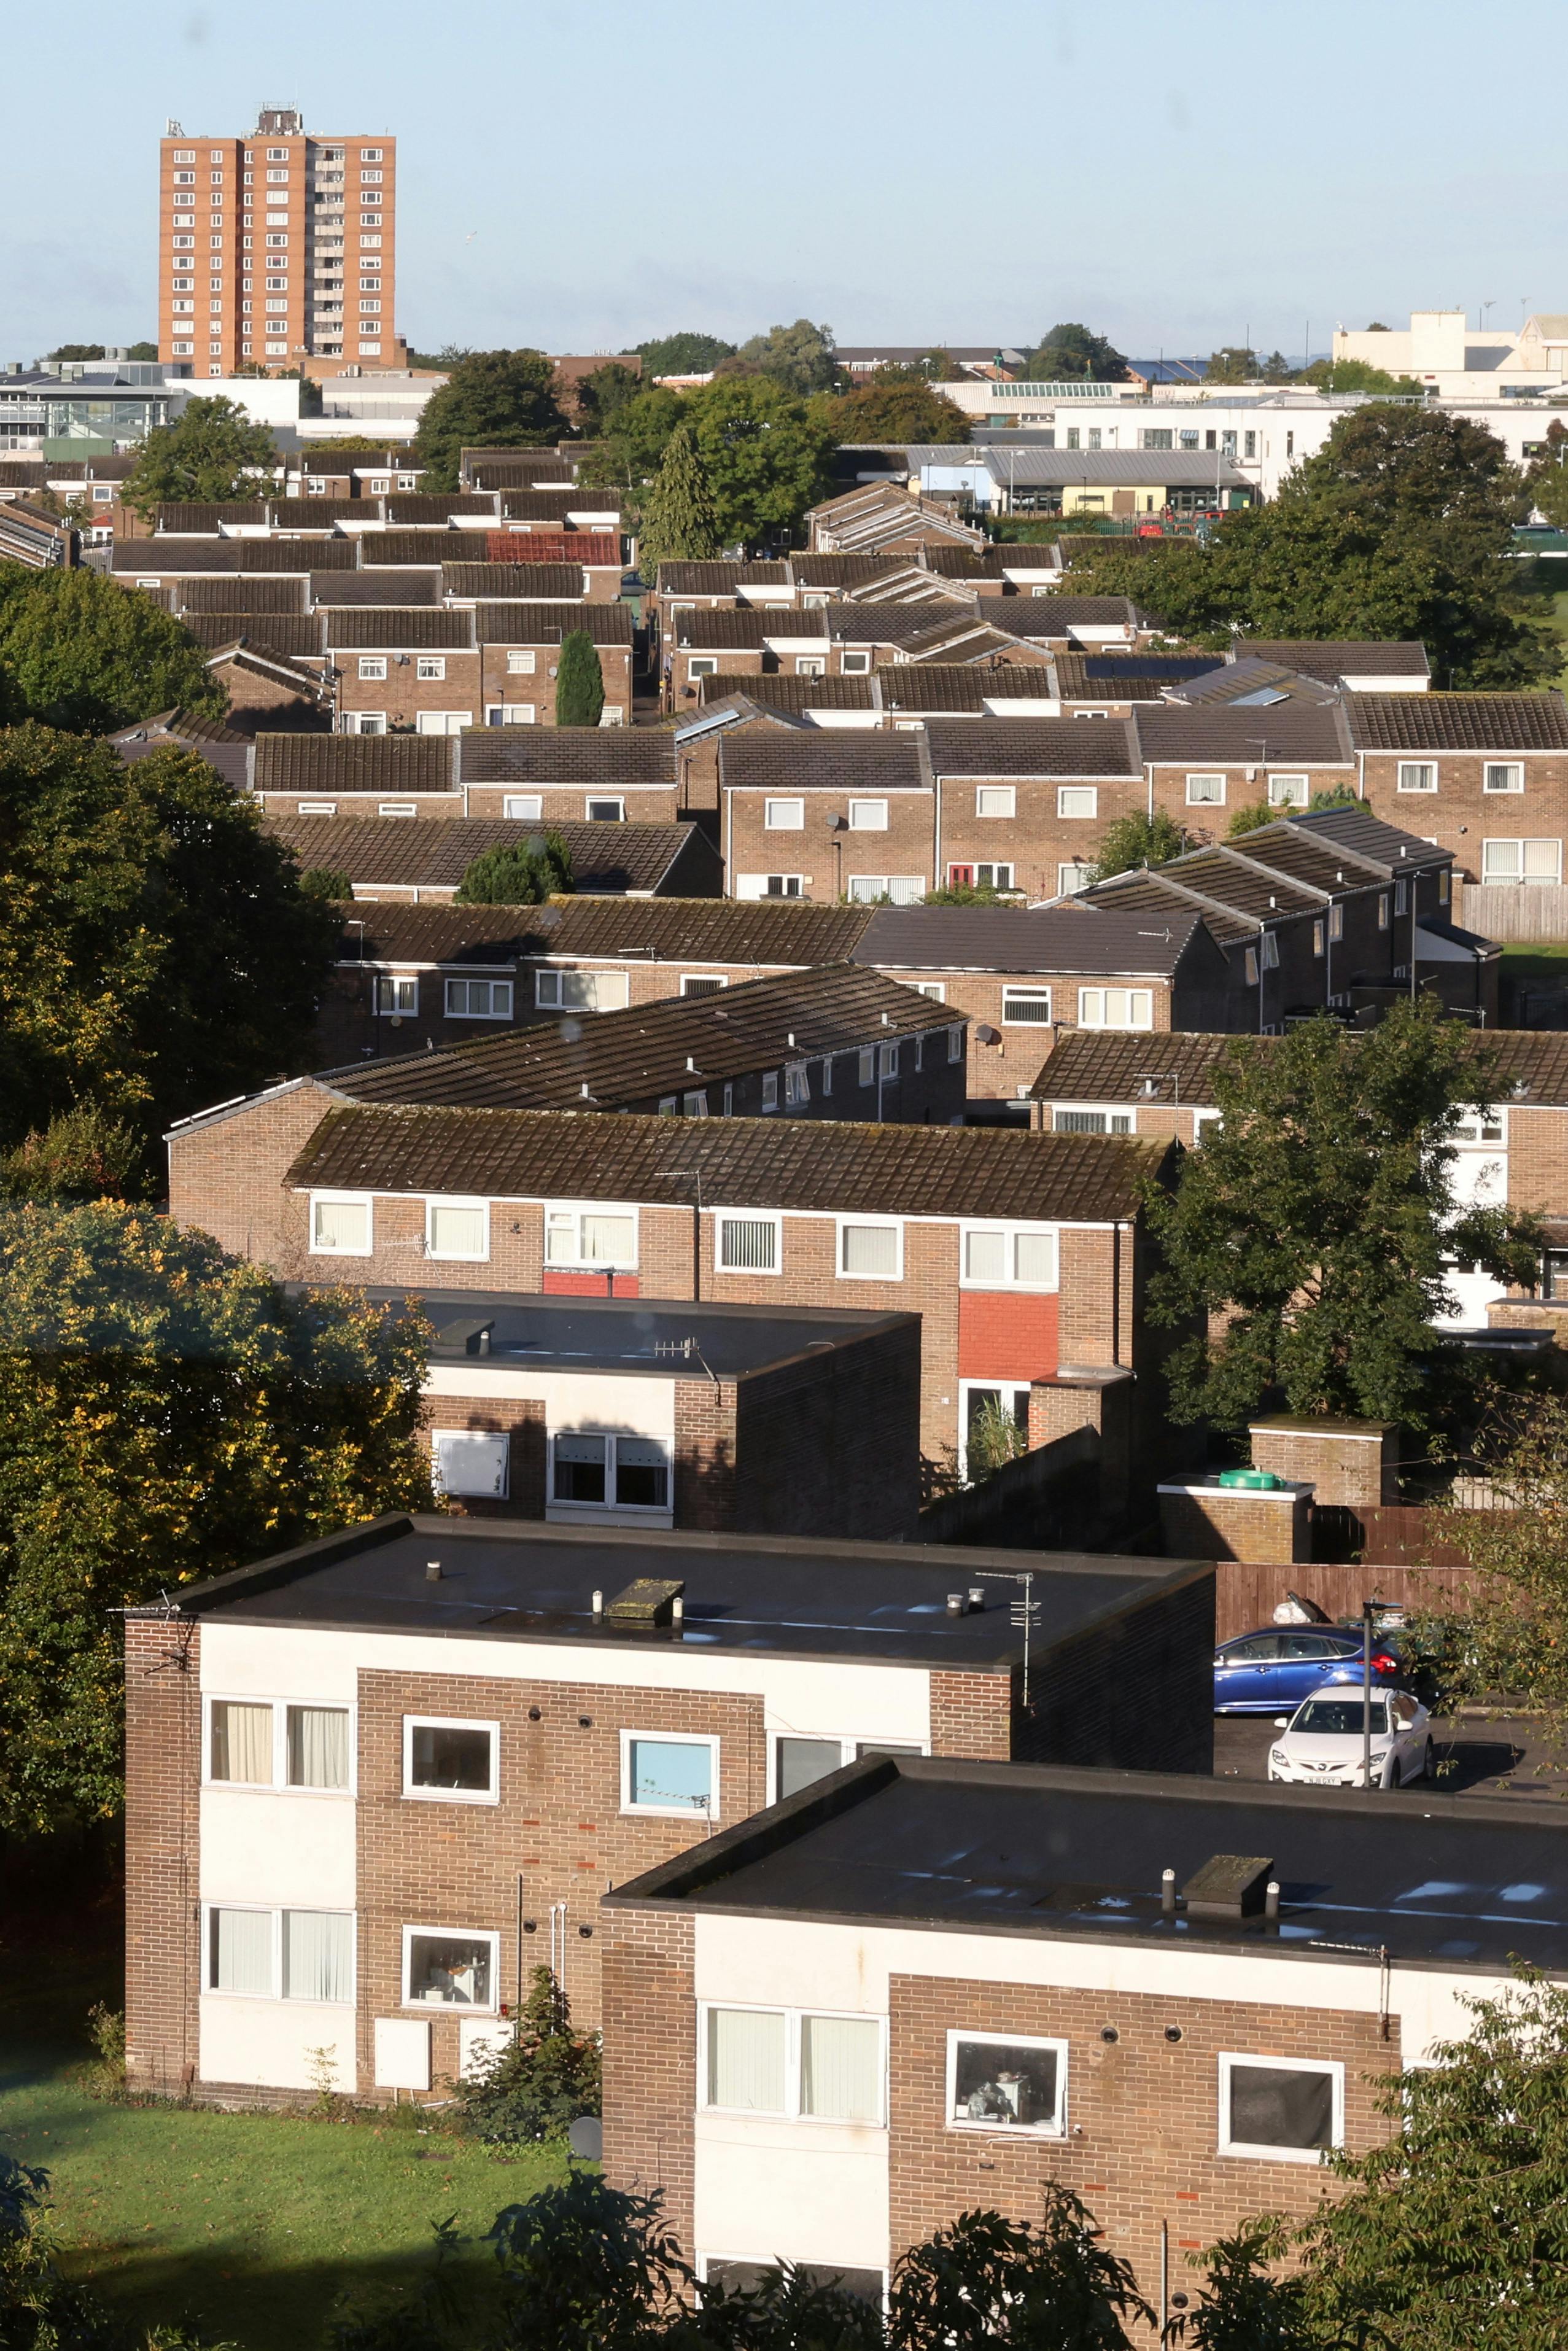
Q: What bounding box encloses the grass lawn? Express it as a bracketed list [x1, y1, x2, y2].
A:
[0, 1852, 570, 2351]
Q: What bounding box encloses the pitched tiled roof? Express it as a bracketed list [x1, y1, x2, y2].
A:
[498, 489, 622, 521]
[658, 561, 791, 594]
[718, 734, 928, 794]
[112, 708, 252, 748]
[336, 906, 547, 966]
[441, 562, 586, 601]
[286, 1102, 1163, 1223]
[825, 601, 975, 644]
[1019, 596, 1142, 626]
[182, 614, 324, 658]
[1052, 654, 1162, 702]
[1167, 658, 1339, 709]
[1246, 641, 1431, 682]
[456, 733, 676, 785]
[255, 735, 455, 795]
[264, 815, 712, 895]
[1344, 691, 1568, 752]
[472, 601, 635, 646]
[111, 537, 246, 573]
[325, 608, 477, 650]
[790, 554, 910, 589]
[698, 674, 877, 712]
[360, 532, 449, 567]
[266, 498, 363, 527]
[1283, 804, 1452, 873]
[174, 575, 308, 615]
[856, 904, 1202, 978]
[153, 502, 270, 531]
[1031, 1028, 1251, 1103]
[1133, 703, 1353, 764]
[310, 569, 441, 607]
[672, 607, 828, 648]
[319, 965, 950, 1111]
[923, 718, 1139, 779]
[880, 667, 1059, 714]
[383, 494, 499, 524]
[342, 895, 874, 970]
[1072, 867, 1257, 946]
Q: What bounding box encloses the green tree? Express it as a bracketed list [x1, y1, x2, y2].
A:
[0, 1203, 430, 1829]
[1294, 357, 1425, 395]
[454, 1965, 602, 2144]
[47, 343, 106, 362]
[886, 2193, 1152, 2350]
[411, 350, 569, 492]
[120, 394, 277, 518]
[0, 567, 223, 732]
[1526, 419, 1568, 528]
[454, 833, 574, 905]
[126, 341, 159, 362]
[683, 376, 837, 548]
[1086, 808, 1189, 882]
[1204, 347, 1263, 385]
[730, 319, 839, 395]
[817, 372, 971, 445]
[0, 726, 338, 1152]
[577, 362, 645, 432]
[299, 865, 354, 900]
[1145, 1006, 1544, 1432]
[1, 1105, 143, 1203]
[629, 332, 737, 378]
[637, 423, 724, 573]
[1025, 324, 1129, 382]
[1224, 801, 1276, 837]
[555, 631, 606, 728]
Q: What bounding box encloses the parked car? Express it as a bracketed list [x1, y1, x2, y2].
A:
[1268, 1690, 1434, 1789]
[1213, 1626, 1401, 1714]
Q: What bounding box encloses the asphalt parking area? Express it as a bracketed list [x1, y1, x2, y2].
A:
[1214, 1711, 1568, 1801]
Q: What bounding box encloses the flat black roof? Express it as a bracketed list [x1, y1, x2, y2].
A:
[152, 1513, 1209, 1676]
[359, 1285, 915, 1381]
[606, 1755, 1568, 1975]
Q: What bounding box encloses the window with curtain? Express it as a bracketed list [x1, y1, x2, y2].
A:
[209, 1907, 274, 1995]
[800, 2015, 882, 2122]
[282, 1910, 352, 2002]
[707, 2008, 785, 2111]
[286, 1705, 349, 1790]
[840, 1222, 900, 1278]
[210, 1701, 273, 1784]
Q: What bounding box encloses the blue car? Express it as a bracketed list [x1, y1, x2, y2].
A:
[1214, 1626, 1401, 1714]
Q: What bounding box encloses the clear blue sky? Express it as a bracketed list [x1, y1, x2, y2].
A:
[3, 0, 1560, 364]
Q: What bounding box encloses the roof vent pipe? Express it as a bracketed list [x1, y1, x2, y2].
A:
[945, 1591, 964, 1615]
[1162, 1868, 1177, 1918]
[425, 1560, 443, 1582]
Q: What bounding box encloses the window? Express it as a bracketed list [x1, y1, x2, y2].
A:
[1267, 774, 1308, 807]
[1058, 860, 1095, 896]
[848, 799, 888, 830]
[879, 1041, 899, 1080]
[404, 1717, 498, 1802]
[1057, 786, 1097, 819]
[1002, 986, 1053, 1024]
[208, 1699, 274, 1785]
[766, 798, 804, 830]
[1312, 920, 1325, 957]
[785, 1062, 811, 1106]
[416, 712, 472, 736]
[374, 974, 418, 1016]
[1219, 2054, 1343, 2161]
[1397, 761, 1437, 793]
[506, 648, 537, 674]
[975, 785, 1015, 818]
[545, 1205, 637, 1268]
[772, 1735, 922, 1800]
[761, 1071, 779, 1111]
[206, 1908, 353, 2002]
[622, 1732, 717, 1817]
[1054, 1108, 1133, 1134]
[796, 656, 827, 677]
[416, 656, 446, 681]
[717, 1213, 780, 1273]
[947, 2032, 1066, 2135]
[311, 1192, 372, 1255]
[763, 876, 804, 898]
[701, 2007, 883, 2124]
[535, 968, 629, 1012]
[403, 1929, 497, 2009]
[425, 1199, 489, 1261]
[1377, 892, 1390, 930]
[432, 1430, 509, 1499]
[358, 655, 387, 680]
[503, 793, 543, 818]
[1186, 773, 1225, 805]
[1078, 987, 1154, 1030]
[585, 797, 624, 823]
[361, 147, 383, 161]
[1244, 947, 1259, 985]
[1483, 838, 1562, 884]
[839, 1220, 902, 1280]
[961, 1226, 1057, 1289]
[1484, 762, 1524, 793]
[948, 1024, 964, 1061]
[842, 650, 872, 674]
[847, 876, 888, 904]
[1327, 903, 1343, 941]
[445, 978, 513, 1019]
[680, 974, 728, 997]
[1192, 1109, 1223, 1147]
[554, 1432, 671, 1512]
[1261, 933, 1279, 970]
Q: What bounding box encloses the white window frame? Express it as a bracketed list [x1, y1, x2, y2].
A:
[503, 793, 543, 818]
[1267, 774, 1309, 808]
[945, 2029, 1067, 2138]
[1057, 786, 1098, 820]
[543, 1201, 640, 1271]
[1058, 860, 1095, 896]
[1483, 837, 1562, 884]
[974, 785, 1015, 819]
[765, 798, 805, 830]
[958, 1223, 1059, 1292]
[535, 968, 629, 1012]
[357, 655, 388, 680]
[974, 863, 1014, 892]
[1192, 1108, 1223, 1147]
[203, 1695, 278, 1790]
[767, 1732, 926, 1804]
[400, 1924, 501, 2011]
[424, 1196, 490, 1262]
[444, 977, 514, 1019]
[298, 799, 338, 818]
[619, 1729, 720, 1821]
[1051, 1104, 1135, 1135]
[506, 649, 538, 675]
[1483, 761, 1524, 795]
[761, 1071, 780, 1111]
[586, 796, 625, 822]
[680, 973, 729, 997]
[309, 1190, 373, 1257]
[697, 2002, 887, 2125]
[402, 1715, 501, 1806]
[553, 1429, 672, 1517]
[841, 649, 872, 674]
[1077, 987, 1154, 1031]
[836, 1216, 904, 1281]
[715, 1210, 783, 1274]
[202, 1904, 357, 2004]
[416, 656, 446, 681]
[848, 799, 888, 830]
[1185, 773, 1226, 806]
[1396, 761, 1437, 794]
[1217, 2051, 1345, 2164]
[1001, 985, 1053, 1025]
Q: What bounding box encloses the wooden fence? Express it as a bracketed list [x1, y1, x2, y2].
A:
[1214, 1560, 1478, 1643]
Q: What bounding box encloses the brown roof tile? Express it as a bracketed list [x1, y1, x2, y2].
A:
[265, 814, 715, 895]
[310, 569, 441, 607]
[1246, 641, 1431, 682]
[254, 735, 455, 795]
[325, 607, 477, 650]
[174, 575, 308, 615]
[718, 734, 928, 794]
[923, 718, 1139, 779]
[1345, 691, 1568, 753]
[182, 614, 324, 658]
[456, 733, 676, 785]
[472, 602, 635, 647]
[441, 562, 587, 602]
[699, 674, 877, 712]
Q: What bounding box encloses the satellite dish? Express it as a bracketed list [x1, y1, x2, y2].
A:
[569, 2114, 604, 2162]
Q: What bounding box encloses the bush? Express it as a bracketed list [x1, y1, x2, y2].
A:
[454, 834, 573, 906]
[454, 1965, 602, 2144]
[299, 866, 353, 901]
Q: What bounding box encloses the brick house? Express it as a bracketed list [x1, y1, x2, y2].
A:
[328, 607, 482, 735]
[167, 1099, 1170, 1473]
[600, 1755, 1560, 2310]
[456, 730, 683, 825]
[473, 603, 635, 728]
[1344, 690, 1568, 895]
[120, 1518, 1215, 2098]
[264, 810, 723, 900]
[923, 719, 1147, 900]
[720, 734, 934, 903]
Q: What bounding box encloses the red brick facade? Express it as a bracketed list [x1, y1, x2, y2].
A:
[123, 1616, 203, 2097]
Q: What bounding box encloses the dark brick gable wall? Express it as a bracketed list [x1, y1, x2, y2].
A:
[124, 1617, 203, 2097]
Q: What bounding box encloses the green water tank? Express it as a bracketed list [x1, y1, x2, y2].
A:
[1217, 1467, 1286, 1490]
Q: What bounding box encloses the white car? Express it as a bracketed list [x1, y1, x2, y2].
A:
[1268, 1690, 1433, 1789]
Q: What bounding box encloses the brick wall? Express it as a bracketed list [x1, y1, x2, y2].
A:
[887, 1973, 1393, 2314]
[475, 646, 635, 729]
[731, 1320, 922, 1539]
[1158, 1486, 1310, 1567]
[168, 1082, 336, 1266]
[419, 1391, 548, 1518]
[336, 654, 484, 733]
[124, 1615, 201, 2097]
[940, 776, 1146, 905]
[1248, 1419, 1396, 1510]
[1019, 1571, 1214, 1774]
[600, 1906, 697, 2246]
[726, 791, 934, 901]
[1358, 750, 1568, 887]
